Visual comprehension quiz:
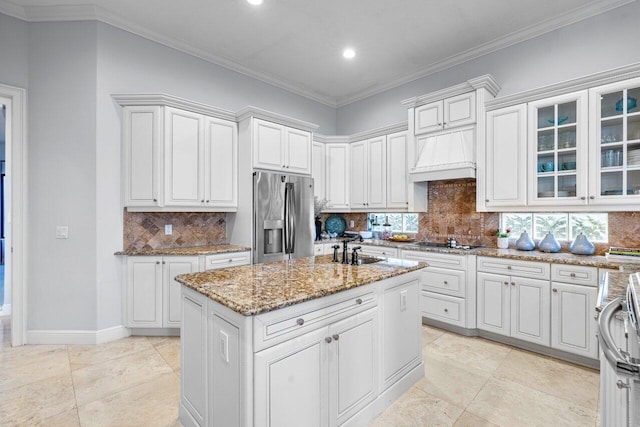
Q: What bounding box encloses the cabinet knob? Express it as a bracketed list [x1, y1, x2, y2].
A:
[355, 298, 363, 305]
[282, 165, 286, 168]
[156, 261, 160, 264]
[511, 282, 515, 286]
[153, 198, 158, 202]
[206, 200, 210, 203]
[570, 273, 576, 277]
[485, 199, 489, 202]
[443, 281, 448, 285]
[507, 266, 512, 270]
[363, 203, 366, 206]
[201, 199, 205, 203]
[444, 308, 449, 313]
[325, 337, 332, 343]
[504, 281, 509, 285]
[162, 261, 166, 264]
[332, 334, 340, 341]
[589, 196, 595, 200]
[580, 196, 586, 200]
[553, 288, 558, 293]
[296, 318, 304, 326]
[228, 259, 233, 263]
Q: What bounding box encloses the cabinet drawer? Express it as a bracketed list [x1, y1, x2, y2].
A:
[358, 245, 398, 258]
[421, 292, 466, 328]
[551, 264, 598, 287]
[477, 256, 549, 280]
[204, 251, 250, 270]
[421, 267, 466, 298]
[400, 250, 467, 270]
[253, 287, 377, 351]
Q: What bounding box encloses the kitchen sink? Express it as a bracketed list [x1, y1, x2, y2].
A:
[415, 241, 484, 250]
[356, 256, 385, 265]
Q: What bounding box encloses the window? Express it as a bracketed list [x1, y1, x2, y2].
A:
[368, 213, 419, 233]
[501, 213, 608, 242]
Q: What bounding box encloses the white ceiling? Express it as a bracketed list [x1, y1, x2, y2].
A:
[0, 0, 634, 107]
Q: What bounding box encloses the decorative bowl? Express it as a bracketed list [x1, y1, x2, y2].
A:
[325, 215, 346, 236]
[615, 97, 637, 113]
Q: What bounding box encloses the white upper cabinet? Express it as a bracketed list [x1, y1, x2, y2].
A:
[312, 141, 325, 201]
[205, 116, 238, 209]
[122, 106, 162, 207]
[350, 136, 387, 210]
[119, 99, 238, 212]
[253, 118, 311, 174]
[527, 91, 588, 206]
[164, 107, 205, 207]
[325, 143, 350, 210]
[414, 92, 476, 135]
[386, 131, 408, 209]
[589, 77, 640, 206]
[484, 104, 528, 208]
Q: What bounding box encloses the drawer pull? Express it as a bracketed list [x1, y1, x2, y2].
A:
[325, 337, 332, 344]
[332, 334, 340, 341]
[570, 273, 576, 277]
[296, 318, 304, 326]
[355, 298, 363, 305]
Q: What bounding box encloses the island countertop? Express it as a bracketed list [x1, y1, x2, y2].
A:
[176, 254, 427, 316]
[114, 244, 251, 256]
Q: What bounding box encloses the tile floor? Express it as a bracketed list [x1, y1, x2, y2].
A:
[0, 318, 600, 426]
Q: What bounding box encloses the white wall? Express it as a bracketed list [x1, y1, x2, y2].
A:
[336, 1, 640, 134]
[27, 21, 99, 330]
[0, 13, 29, 89]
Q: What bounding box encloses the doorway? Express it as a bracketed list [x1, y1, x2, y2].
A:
[0, 84, 26, 347]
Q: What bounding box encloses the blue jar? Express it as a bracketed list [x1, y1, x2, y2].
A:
[538, 232, 561, 253]
[515, 231, 535, 251]
[569, 232, 595, 255]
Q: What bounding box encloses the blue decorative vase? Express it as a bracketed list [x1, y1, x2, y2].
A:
[538, 232, 561, 253]
[515, 231, 535, 251]
[569, 232, 595, 255]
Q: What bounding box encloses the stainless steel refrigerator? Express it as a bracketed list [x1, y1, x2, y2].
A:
[253, 171, 314, 263]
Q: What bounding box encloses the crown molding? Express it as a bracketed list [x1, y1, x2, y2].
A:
[486, 62, 640, 111]
[112, 93, 237, 122]
[314, 121, 408, 144]
[335, 0, 635, 107]
[1, 0, 634, 109]
[236, 106, 319, 131]
[401, 75, 500, 108]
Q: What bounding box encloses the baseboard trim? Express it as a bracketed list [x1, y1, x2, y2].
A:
[27, 325, 130, 345]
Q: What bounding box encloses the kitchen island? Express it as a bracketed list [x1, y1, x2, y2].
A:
[175, 254, 427, 427]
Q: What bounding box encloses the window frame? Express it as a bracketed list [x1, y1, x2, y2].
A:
[500, 212, 608, 243]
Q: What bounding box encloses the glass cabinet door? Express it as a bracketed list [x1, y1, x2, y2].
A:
[528, 91, 588, 205]
[591, 81, 640, 203]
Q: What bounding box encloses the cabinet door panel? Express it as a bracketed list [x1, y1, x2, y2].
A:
[254, 327, 328, 427]
[165, 108, 203, 206]
[485, 105, 527, 207]
[329, 307, 378, 426]
[444, 92, 475, 128]
[476, 272, 510, 336]
[350, 141, 367, 208]
[205, 117, 237, 207]
[368, 136, 387, 209]
[386, 131, 408, 208]
[123, 106, 161, 206]
[210, 315, 241, 427]
[181, 291, 207, 425]
[415, 100, 443, 134]
[127, 257, 162, 327]
[326, 144, 350, 209]
[511, 277, 550, 346]
[254, 119, 284, 171]
[551, 282, 598, 358]
[286, 128, 311, 174]
[163, 256, 199, 327]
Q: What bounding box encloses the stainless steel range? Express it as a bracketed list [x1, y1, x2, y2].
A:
[598, 272, 640, 427]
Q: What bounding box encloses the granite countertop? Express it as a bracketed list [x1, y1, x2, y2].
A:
[597, 265, 640, 310]
[114, 244, 251, 256]
[176, 254, 427, 316]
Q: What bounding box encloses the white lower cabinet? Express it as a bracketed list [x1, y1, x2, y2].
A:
[476, 271, 550, 346]
[127, 255, 199, 328]
[125, 252, 250, 329]
[180, 273, 423, 427]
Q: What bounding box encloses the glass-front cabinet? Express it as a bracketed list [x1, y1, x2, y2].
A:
[589, 77, 640, 205]
[528, 91, 588, 206]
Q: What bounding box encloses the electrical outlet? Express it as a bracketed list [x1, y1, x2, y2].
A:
[350, 220, 355, 228]
[400, 290, 407, 311]
[165, 224, 172, 235]
[55, 226, 69, 239]
[219, 330, 229, 363]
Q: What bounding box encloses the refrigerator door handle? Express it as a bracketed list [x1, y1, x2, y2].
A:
[598, 297, 640, 378]
[284, 182, 296, 254]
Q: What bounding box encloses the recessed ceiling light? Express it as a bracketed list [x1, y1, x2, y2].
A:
[343, 48, 356, 59]
[247, 0, 263, 5]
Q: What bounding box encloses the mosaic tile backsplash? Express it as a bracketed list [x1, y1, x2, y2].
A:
[123, 210, 227, 251]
